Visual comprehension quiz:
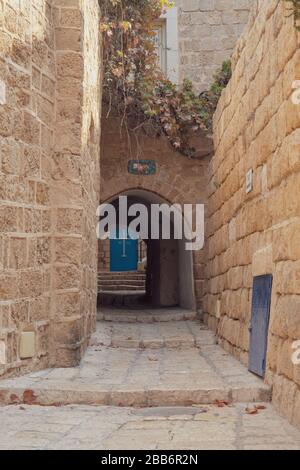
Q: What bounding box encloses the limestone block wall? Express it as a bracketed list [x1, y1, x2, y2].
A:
[0, 0, 56, 378]
[98, 239, 110, 273]
[204, 0, 300, 427]
[51, 0, 102, 367]
[0, 0, 102, 377]
[177, 0, 253, 92]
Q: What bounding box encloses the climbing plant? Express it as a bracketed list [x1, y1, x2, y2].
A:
[99, 0, 299, 159]
[99, 0, 231, 158]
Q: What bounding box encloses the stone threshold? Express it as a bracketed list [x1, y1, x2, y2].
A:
[97, 307, 198, 322]
[0, 382, 271, 408]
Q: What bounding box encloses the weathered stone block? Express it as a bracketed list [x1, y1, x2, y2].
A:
[9, 237, 27, 269]
[54, 237, 82, 265]
[0, 272, 18, 300]
[18, 270, 44, 298]
[55, 28, 81, 52]
[54, 265, 81, 290]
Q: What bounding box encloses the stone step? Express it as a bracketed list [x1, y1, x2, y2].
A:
[97, 273, 146, 294]
[0, 369, 271, 407]
[99, 293, 149, 309]
[99, 278, 145, 281]
[100, 333, 216, 350]
[98, 308, 198, 322]
[0, 318, 272, 409]
[98, 283, 146, 289]
[99, 286, 146, 292]
[98, 272, 146, 279]
[99, 279, 146, 285]
[0, 381, 271, 408]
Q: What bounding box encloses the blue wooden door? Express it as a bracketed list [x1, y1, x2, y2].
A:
[249, 275, 273, 377]
[110, 228, 138, 272]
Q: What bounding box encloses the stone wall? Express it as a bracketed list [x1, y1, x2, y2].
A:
[98, 239, 110, 273]
[177, 0, 253, 92]
[0, 0, 57, 378]
[0, 0, 102, 377]
[204, 0, 300, 427]
[51, 0, 102, 368]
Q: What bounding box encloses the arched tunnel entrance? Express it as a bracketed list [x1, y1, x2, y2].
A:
[98, 189, 196, 311]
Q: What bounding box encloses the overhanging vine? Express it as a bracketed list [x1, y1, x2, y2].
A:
[99, 0, 231, 158]
[99, 0, 298, 159]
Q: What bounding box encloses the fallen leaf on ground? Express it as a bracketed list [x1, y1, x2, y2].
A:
[148, 355, 158, 361]
[214, 399, 229, 408]
[245, 407, 258, 415]
[255, 405, 267, 410]
[245, 404, 267, 415]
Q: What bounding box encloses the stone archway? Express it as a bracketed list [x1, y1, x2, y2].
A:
[98, 188, 196, 311]
[100, 113, 210, 313]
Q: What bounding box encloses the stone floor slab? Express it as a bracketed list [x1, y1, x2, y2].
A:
[0, 403, 299, 450]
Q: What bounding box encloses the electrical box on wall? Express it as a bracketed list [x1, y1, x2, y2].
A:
[246, 168, 253, 194]
[0, 81, 6, 105]
[0, 341, 6, 365]
[20, 332, 36, 360]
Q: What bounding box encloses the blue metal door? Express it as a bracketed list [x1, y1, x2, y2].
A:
[110, 228, 138, 272]
[249, 275, 273, 377]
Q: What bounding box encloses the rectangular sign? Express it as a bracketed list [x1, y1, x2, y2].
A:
[128, 160, 156, 176]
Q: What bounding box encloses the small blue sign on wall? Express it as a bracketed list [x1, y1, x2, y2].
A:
[128, 160, 156, 176]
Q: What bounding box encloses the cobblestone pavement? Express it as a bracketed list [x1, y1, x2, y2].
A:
[0, 310, 300, 450]
[0, 316, 270, 407]
[0, 403, 300, 450]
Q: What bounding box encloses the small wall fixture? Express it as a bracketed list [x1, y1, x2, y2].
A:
[20, 332, 36, 360]
[246, 168, 254, 194]
[0, 81, 6, 105]
[0, 341, 6, 365]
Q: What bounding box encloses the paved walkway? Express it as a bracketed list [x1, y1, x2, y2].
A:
[0, 309, 300, 450]
[0, 403, 300, 450]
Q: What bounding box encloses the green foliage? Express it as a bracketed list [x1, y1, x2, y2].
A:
[199, 60, 232, 132]
[100, 0, 231, 157]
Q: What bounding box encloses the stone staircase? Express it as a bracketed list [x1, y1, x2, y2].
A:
[0, 314, 272, 408]
[98, 271, 146, 293]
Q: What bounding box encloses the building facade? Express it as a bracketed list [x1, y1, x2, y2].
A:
[157, 0, 253, 91]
